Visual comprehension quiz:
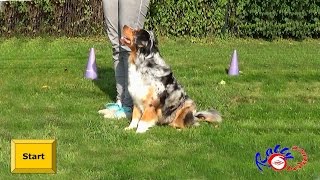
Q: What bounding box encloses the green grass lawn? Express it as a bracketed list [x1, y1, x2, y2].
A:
[0, 37, 320, 179]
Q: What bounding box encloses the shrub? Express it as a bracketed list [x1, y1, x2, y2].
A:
[233, 0, 320, 39]
[145, 0, 228, 37]
[0, 0, 319, 38]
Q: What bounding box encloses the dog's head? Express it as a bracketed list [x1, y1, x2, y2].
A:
[121, 25, 158, 55]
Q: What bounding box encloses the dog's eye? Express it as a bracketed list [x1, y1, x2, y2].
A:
[138, 40, 148, 47]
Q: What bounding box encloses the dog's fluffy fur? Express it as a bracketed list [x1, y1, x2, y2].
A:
[121, 25, 222, 133]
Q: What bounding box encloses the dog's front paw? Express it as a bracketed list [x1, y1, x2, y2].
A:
[135, 121, 155, 133]
[124, 119, 139, 131]
[136, 128, 148, 133]
[124, 126, 135, 131]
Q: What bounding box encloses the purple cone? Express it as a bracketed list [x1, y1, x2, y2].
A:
[85, 48, 98, 80]
[228, 50, 239, 76]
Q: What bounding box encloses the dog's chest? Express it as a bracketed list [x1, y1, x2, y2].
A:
[128, 64, 151, 107]
[128, 61, 166, 103]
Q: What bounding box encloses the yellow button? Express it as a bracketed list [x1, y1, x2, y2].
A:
[11, 139, 56, 173]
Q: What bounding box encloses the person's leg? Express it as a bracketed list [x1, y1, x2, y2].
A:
[102, 0, 125, 105]
[100, 0, 150, 119]
[119, 0, 150, 108]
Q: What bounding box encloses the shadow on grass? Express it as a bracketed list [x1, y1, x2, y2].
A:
[93, 66, 117, 102]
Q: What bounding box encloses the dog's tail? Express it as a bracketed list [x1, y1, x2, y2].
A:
[194, 109, 222, 123]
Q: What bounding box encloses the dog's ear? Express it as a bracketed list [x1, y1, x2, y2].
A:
[147, 30, 158, 46]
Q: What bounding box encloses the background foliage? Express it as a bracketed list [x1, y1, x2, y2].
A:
[144, 0, 228, 37]
[0, 0, 319, 38]
[0, 0, 104, 36]
[234, 0, 320, 39]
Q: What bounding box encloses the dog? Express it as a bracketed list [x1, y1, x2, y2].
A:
[120, 25, 222, 133]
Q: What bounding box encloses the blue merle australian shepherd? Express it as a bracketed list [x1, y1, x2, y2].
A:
[120, 25, 222, 133]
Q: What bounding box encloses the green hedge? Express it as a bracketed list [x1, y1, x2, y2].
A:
[0, 0, 319, 38]
[234, 0, 320, 39]
[145, 0, 228, 37]
[0, 0, 105, 36]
